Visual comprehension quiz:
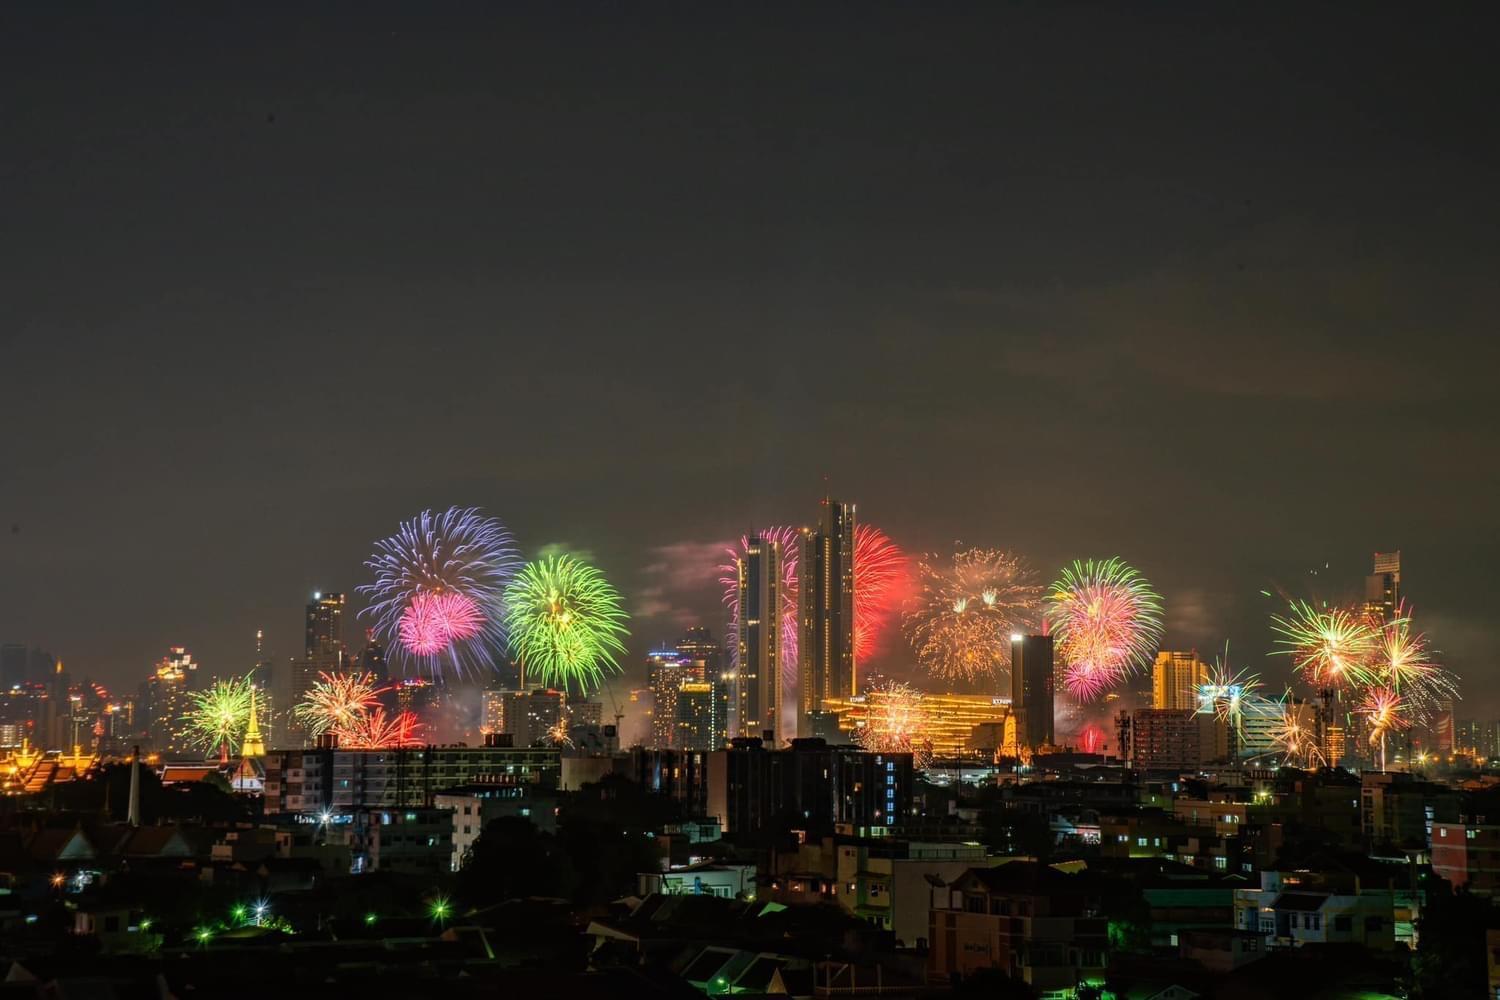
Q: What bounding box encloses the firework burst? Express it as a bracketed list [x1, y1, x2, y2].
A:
[335, 708, 425, 749]
[719, 527, 802, 690]
[903, 548, 1042, 684]
[505, 554, 630, 693]
[853, 524, 912, 663]
[854, 681, 933, 768]
[184, 674, 257, 757]
[358, 507, 522, 678]
[1370, 607, 1458, 724]
[1269, 696, 1326, 769]
[295, 672, 387, 737]
[1269, 600, 1378, 690]
[1047, 558, 1164, 700]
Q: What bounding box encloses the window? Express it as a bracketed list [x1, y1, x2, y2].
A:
[1137, 837, 1148, 847]
[1310, 914, 1321, 931]
[1335, 916, 1351, 932]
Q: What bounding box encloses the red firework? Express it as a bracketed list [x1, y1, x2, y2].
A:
[853, 524, 911, 662]
[1077, 723, 1106, 754]
[398, 590, 485, 656]
[334, 708, 425, 749]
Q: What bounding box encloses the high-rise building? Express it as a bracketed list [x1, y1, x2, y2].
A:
[1152, 650, 1209, 711]
[675, 681, 719, 751]
[647, 648, 689, 748]
[676, 627, 728, 750]
[286, 592, 348, 745]
[1368, 551, 1398, 620]
[142, 646, 198, 755]
[1009, 634, 1054, 750]
[305, 591, 347, 660]
[1130, 709, 1216, 770]
[798, 499, 856, 735]
[735, 534, 783, 741]
[1364, 551, 1402, 622]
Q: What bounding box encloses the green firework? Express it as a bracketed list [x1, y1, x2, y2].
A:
[184, 673, 257, 755]
[505, 553, 629, 693]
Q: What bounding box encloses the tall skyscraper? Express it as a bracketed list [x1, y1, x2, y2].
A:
[735, 534, 783, 741]
[305, 591, 347, 661]
[288, 591, 347, 745]
[1152, 650, 1209, 711]
[798, 498, 856, 735]
[675, 681, 719, 751]
[143, 646, 198, 755]
[1365, 551, 1402, 622]
[647, 648, 689, 748]
[1009, 634, 1054, 750]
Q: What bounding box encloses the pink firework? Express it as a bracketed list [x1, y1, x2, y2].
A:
[1047, 559, 1163, 701]
[1062, 661, 1115, 702]
[853, 524, 912, 663]
[719, 526, 802, 687]
[398, 590, 485, 656]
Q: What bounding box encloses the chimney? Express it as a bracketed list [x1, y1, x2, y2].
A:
[127, 745, 141, 827]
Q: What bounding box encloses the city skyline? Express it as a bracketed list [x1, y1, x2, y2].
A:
[4, 6, 1496, 707]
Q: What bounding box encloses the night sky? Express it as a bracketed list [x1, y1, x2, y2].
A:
[3, 5, 1497, 708]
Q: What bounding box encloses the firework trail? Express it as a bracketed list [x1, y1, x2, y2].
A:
[1269, 600, 1378, 691]
[903, 548, 1042, 684]
[854, 681, 934, 768]
[719, 527, 802, 691]
[184, 674, 257, 757]
[1047, 558, 1164, 701]
[853, 524, 912, 663]
[295, 672, 387, 737]
[335, 708, 425, 749]
[505, 553, 630, 693]
[358, 507, 522, 678]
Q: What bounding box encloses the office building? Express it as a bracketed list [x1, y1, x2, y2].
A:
[706, 736, 912, 838]
[735, 534, 783, 741]
[1364, 551, 1402, 623]
[1009, 634, 1054, 750]
[1152, 650, 1209, 711]
[798, 499, 856, 734]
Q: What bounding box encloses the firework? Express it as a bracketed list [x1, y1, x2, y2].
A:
[854, 681, 934, 768]
[1047, 558, 1164, 700]
[1370, 607, 1458, 724]
[358, 507, 522, 677]
[505, 553, 630, 693]
[903, 548, 1042, 683]
[719, 527, 802, 690]
[1359, 685, 1410, 770]
[1195, 662, 1262, 731]
[294, 672, 386, 737]
[545, 718, 575, 748]
[335, 707, 425, 749]
[1269, 600, 1377, 690]
[853, 524, 911, 663]
[1076, 723, 1107, 755]
[184, 674, 256, 757]
[1269, 697, 1326, 769]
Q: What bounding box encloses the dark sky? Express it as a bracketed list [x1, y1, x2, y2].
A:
[3, 4, 1497, 708]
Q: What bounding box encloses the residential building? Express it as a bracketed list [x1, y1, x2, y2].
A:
[706, 737, 912, 839]
[1131, 709, 1217, 770]
[927, 863, 1107, 992]
[1432, 822, 1500, 896]
[436, 781, 558, 871]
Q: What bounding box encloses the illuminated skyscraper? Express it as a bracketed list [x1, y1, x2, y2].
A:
[1364, 551, 1402, 622]
[675, 681, 718, 751]
[647, 648, 689, 748]
[676, 627, 728, 749]
[1152, 650, 1209, 711]
[305, 591, 347, 662]
[798, 498, 856, 735]
[1010, 634, 1054, 750]
[143, 646, 199, 755]
[287, 592, 348, 745]
[735, 534, 783, 741]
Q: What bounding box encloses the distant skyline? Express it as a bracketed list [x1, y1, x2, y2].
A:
[3, 5, 1496, 708]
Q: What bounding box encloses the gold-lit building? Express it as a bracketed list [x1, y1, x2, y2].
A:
[821, 691, 1010, 757]
[1152, 650, 1209, 711]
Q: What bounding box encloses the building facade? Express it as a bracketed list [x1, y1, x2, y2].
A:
[735, 535, 783, 741]
[1152, 650, 1209, 711]
[1010, 634, 1054, 750]
[798, 499, 856, 734]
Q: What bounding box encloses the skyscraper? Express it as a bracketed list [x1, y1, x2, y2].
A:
[1365, 551, 1402, 622]
[647, 648, 689, 748]
[735, 534, 782, 741]
[1151, 650, 1209, 711]
[798, 498, 855, 736]
[1009, 634, 1054, 750]
[675, 681, 718, 751]
[143, 646, 198, 755]
[288, 591, 347, 745]
[676, 627, 728, 749]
